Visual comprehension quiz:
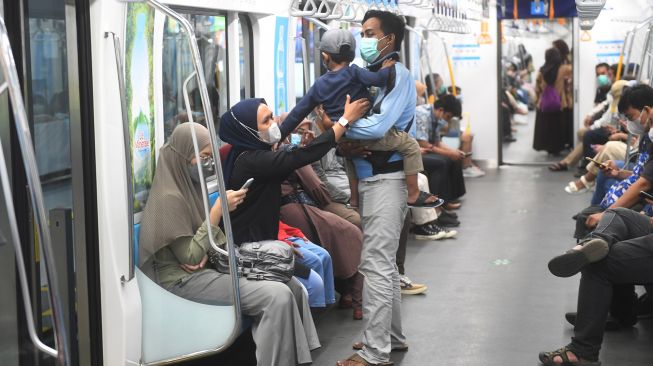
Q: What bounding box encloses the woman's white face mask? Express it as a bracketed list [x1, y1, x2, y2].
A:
[259, 122, 282, 145]
[232, 110, 282, 146]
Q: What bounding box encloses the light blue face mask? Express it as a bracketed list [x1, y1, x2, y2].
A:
[597, 74, 610, 87]
[359, 34, 390, 63]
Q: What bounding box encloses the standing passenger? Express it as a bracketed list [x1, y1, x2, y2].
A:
[334, 10, 415, 366]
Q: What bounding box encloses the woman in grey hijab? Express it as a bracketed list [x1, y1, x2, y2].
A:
[139, 122, 320, 365]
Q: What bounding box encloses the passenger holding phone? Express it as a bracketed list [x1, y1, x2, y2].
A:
[139, 123, 314, 366]
[584, 85, 653, 229]
[564, 141, 632, 196]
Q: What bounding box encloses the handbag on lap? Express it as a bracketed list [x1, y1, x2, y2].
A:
[209, 240, 295, 283]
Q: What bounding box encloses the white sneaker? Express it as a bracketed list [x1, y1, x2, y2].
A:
[463, 166, 486, 178]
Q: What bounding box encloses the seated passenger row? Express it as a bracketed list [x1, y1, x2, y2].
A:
[539, 83, 653, 366]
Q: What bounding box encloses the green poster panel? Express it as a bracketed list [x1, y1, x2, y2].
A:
[125, 4, 155, 213]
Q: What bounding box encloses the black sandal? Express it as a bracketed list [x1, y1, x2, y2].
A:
[538, 346, 601, 366]
[549, 162, 569, 172]
[407, 191, 444, 208]
[548, 239, 609, 278]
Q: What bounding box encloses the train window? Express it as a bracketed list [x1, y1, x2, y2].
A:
[294, 18, 317, 102]
[238, 14, 254, 99]
[162, 12, 228, 141]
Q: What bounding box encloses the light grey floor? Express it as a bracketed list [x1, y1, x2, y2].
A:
[503, 111, 566, 164]
[311, 166, 653, 366]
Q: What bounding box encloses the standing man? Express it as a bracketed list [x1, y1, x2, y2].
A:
[336, 10, 416, 366]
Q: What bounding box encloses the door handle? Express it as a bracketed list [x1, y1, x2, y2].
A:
[105, 31, 135, 281]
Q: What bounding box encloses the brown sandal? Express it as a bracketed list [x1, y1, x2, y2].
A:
[336, 353, 394, 366]
[538, 346, 601, 366]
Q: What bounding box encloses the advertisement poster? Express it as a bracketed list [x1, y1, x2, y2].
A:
[126, 4, 155, 213]
[274, 16, 289, 115]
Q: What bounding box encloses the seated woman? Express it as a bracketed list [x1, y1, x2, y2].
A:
[139, 123, 318, 366]
[218, 96, 368, 320]
[280, 163, 365, 319]
[279, 220, 336, 308]
[540, 207, 653, 366]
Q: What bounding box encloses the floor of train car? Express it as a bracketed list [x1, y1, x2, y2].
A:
[503, 111, 565, 164]
[179, 166, 653, 366]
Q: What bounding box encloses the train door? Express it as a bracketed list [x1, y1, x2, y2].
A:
[0, 0, 100, 365]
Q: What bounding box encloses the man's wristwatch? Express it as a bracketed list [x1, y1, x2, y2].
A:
[337, 117, 350, 129]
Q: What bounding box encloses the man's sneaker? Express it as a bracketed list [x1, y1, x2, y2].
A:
[428, 223, 457, 239]
[463, 165, 486, 178]
[410, 223, 446, 240]
[400, 275, 427, 295]
[436, 210, 460, 227]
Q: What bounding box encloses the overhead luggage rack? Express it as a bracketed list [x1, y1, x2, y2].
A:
[290, 0, 482, 35]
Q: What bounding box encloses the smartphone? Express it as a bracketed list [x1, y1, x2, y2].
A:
[640, 191, 653, 201]
[240, 178, 254, 190]
[463, 152, 473, 157]
[290, 133, 301, 146]
[584, 156, 607, 170]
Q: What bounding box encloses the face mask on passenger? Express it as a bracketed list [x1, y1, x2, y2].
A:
[627, 114, 646, 135]
[438, 85, 447, 95]
[259, 122, 282, 145]
[359, 34, 390, 63]
[231, 110, 282, 146]
[597, 74, 610, 87]
[188, 156, 215, 183]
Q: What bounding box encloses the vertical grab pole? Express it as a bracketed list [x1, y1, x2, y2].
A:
[441, 37, 457, 96]
[615, 30, 631, 81]
[104, 31, 135, 281]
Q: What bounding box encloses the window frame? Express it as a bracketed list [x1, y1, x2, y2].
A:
[238, 14, 255, 99]
[170, 6, 230, 114]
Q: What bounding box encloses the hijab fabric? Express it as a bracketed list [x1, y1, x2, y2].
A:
[139, 122, 211, 266]
[219, 98, 269, 184]
[541, 48, 562, 86]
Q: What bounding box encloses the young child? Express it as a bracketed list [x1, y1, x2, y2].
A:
[283, 28, 440, 208]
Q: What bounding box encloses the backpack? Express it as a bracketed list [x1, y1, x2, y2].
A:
[209, 240, 295, 283]
[539, 85, 562, 112]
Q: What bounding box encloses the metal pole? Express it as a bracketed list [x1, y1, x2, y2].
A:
[104, 31, 135, 281]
